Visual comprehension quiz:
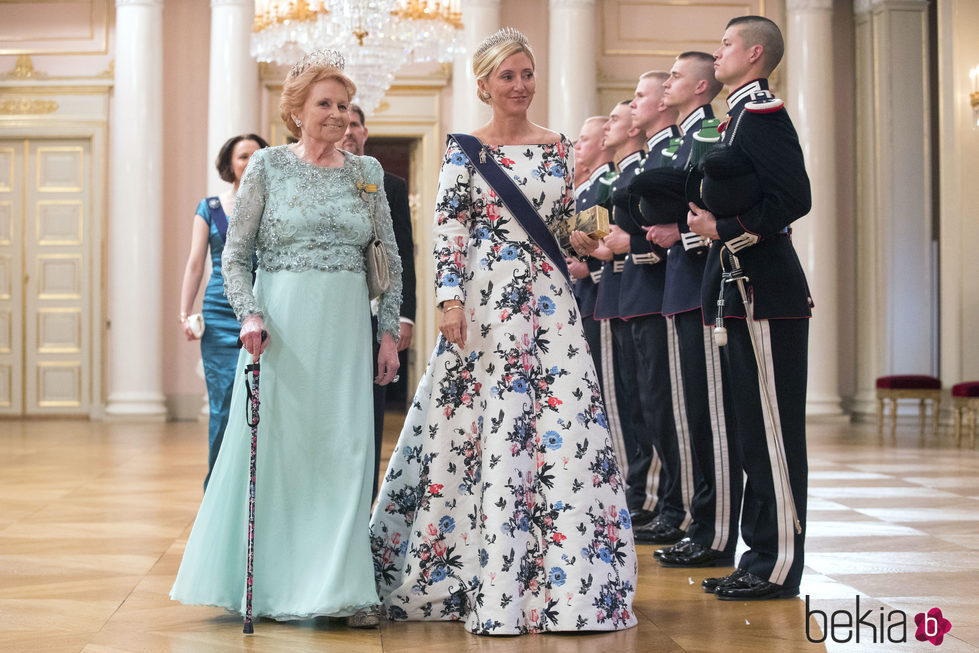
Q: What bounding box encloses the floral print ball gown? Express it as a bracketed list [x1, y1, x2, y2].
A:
[369, 136, 638, 635]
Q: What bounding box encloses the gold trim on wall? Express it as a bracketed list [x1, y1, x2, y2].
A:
[1, 56, 48, 80]
[36, 199, 83, 246]
[36, 147, 83, 192]
[0, 98, 58, 115]
[97, 60, 114, 79]
[0, 200, 13, 244]
[35, 253, 82, 299]
[0, 147, 12, 189]
[36, 307, 82, 354]
[35, 360, 82, 407]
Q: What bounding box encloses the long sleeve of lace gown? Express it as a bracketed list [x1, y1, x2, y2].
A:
[222, 149, 267, 321]
[365, 156, 403, 341]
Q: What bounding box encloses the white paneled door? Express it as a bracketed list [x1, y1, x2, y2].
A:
[0, 138, 93, 415]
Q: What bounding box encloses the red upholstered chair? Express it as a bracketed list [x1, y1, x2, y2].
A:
[875, 375, 942, 436]
[952, 382, 979, 447]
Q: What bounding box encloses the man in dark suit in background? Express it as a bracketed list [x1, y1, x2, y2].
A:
[343, 104, 417, 500]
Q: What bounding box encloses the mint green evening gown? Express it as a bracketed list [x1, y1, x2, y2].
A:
[170, 146, 402, 620]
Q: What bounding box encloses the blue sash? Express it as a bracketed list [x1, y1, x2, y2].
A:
[207, 196, 229, 242]
[450, 134, 571, 285]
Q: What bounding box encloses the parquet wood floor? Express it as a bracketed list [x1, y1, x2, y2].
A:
[0, 417, 976, 652]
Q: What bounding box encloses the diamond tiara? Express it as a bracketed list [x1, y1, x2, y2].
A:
[289, 49, 346, 79]
[473, 27, 530, 63]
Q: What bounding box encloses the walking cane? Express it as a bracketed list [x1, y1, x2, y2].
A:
[240, 330, 266, 635]
[714, 249, 803, 536]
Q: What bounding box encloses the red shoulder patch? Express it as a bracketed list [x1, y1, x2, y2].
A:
[745, 98, 785, 114]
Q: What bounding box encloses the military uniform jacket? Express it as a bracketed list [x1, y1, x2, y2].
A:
[595, 151, 644, 320]
[662, 105, 715, 317]
[700, 79, 813, 324]
[615, 127, 680, 318]
[572, 162, 615, 318]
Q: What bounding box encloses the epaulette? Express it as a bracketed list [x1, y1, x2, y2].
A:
[693, 117, 723, 143]
[660, 136, 682, 158]
[599, 170, 618, 186]
[745, 89, 784, 114]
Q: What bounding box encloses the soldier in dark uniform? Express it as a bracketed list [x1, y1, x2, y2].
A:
[610, 75, 696, 546]
[688, 16, 812, 600]
[570, 116, 630, 474]
[594, 100, 678, 541]
[639, 53, 744, 569]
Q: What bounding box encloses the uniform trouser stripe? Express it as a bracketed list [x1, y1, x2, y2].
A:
[746, 315, 795, 586]
[666, 316, 695, 529]
[600, 319, 629, 485]
[702, 323, 734, 553]
[643, 444, 662, 513]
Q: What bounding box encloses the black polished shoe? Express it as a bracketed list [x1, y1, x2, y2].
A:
[629, 509, 657, 529]
[632, 519, 663, 544]
[641, 520, 685, 545]
[659, 540, 735, 568]
[702, 568, 748, 593]
[653, 537, 692, 559]
[714, 571, 799, 601]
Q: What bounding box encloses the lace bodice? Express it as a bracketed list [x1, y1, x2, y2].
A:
[222, 145, 403, 339]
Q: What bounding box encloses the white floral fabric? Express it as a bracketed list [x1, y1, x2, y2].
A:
[369, 137, 638, 635]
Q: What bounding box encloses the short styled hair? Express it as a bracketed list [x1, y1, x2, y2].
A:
[676, 51, 724, 99]
[727, 15, 785, 76]
[349, 103, 366, 127]
[472, 28, 536, 105]
[215, 133, 270, 183]
[640, 70, 670, 83]
[278, 66, 357, 138]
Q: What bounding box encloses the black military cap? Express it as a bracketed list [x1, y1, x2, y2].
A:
[697, 145, 763, 217]
[684, 165, 707, 211]
[628, 167, 687, 226]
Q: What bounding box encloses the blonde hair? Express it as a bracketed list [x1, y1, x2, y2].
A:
[278, 67, 356, 138]
[472, 27, 535, 105]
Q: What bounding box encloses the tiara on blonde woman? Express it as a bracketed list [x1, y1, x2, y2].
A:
[473, 27, 529, 62]
[289, 49, 346, 78]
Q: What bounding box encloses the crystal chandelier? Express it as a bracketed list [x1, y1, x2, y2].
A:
[252, 0, 464, 113]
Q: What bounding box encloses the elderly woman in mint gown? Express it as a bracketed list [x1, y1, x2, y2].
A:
[171, 50, 401, 629]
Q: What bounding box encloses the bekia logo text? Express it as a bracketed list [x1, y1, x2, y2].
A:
[806, 596, 952, 646]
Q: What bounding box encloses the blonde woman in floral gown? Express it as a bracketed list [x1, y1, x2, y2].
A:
[369, 28, 638, 636]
